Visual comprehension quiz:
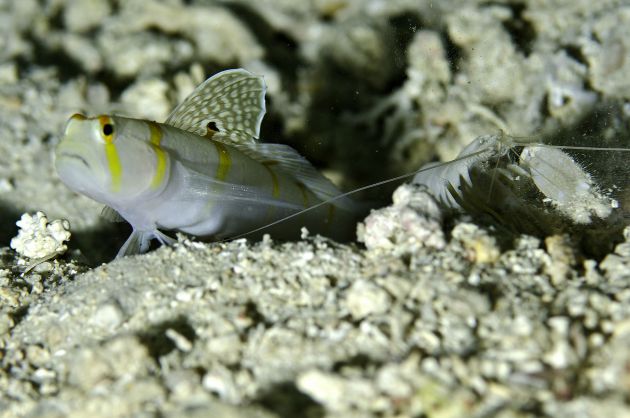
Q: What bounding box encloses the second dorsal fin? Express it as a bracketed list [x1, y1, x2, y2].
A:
[164, 69, 266, 145]
[232, 142, 357, 212]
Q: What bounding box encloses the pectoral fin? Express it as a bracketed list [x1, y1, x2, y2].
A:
[100, 206, 126, 222]
[116, 229, 176, 258]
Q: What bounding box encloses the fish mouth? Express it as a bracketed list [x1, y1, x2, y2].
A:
[57, 152, 91, 169]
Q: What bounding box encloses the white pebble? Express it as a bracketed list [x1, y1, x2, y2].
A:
[165, 328, 193, 352]
[10, 212, 71, 259]
[90, 302, 125, 330]
[345, 280, 391, 320]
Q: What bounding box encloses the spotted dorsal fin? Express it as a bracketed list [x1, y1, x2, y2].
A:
[164, 69, 266, 145]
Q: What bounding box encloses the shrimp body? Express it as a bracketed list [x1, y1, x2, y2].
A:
[412, 132, 628, 234]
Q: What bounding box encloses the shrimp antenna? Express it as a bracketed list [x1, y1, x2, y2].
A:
[499, 130, 630, 152]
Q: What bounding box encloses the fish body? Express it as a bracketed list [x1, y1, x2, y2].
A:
[55, 69, 360, 257]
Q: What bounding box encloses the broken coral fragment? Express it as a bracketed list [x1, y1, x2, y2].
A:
[10, 211, 71, 259]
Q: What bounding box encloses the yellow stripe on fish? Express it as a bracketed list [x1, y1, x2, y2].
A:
[262, 160, 280, 198]
[104, 143, 122, 192]
[148, 122, 168, 189]
[98, 116, 122, 192]
[261, 160, 280, 222]
[295, 181, 309, 208]
[213, 141, 232, 181]
[203, 141, 232, 214]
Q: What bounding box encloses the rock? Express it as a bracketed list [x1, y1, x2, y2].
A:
[10, 212, 70, 259]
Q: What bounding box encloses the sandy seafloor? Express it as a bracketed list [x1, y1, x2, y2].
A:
[2, 0, 630, 417]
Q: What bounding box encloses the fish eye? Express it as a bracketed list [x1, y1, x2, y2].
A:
[98, 116, 115, 142]
[103, 123, 114, 136]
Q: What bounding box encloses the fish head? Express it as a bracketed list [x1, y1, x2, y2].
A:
[55, 114, 165, 204]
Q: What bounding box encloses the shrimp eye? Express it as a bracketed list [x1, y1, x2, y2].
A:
[103, 123, 114, 136]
